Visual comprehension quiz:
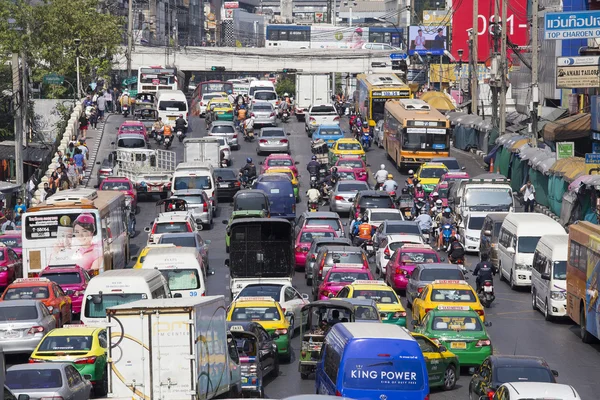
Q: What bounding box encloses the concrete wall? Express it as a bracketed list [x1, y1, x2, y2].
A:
[33, 99, 71, 143]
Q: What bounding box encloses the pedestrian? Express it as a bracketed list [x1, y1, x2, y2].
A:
[56, 149, 65, 165]
[520, 180, 536, 212]
[66, 142, 76, 158]
[42, 182, 52, 200]
[77, 140, 89, 161]
[97, 92, 107, 120]
[73, 148, 85, 181]
[79, 112, 89, 138]
[60, 170, 70, 190]
[89, 106, 98, 129]
[104, 89, 113, 113]
[0, 212, 15, 232]
[113, 87, 121, 113]
[67, 159, 78, 188]
[92, 91, 99, 104]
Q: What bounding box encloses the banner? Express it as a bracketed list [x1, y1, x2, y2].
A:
[556, 142, 575, 160]
[408, 26, 449, 56]
[556, 65, 600, 88]
[423, 10, 450, 25]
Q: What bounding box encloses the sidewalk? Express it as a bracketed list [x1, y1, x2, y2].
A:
[80, 114, 109, 187]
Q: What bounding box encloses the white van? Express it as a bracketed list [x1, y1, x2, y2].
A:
[248, 80, 276, 99]
[80, 269, 170, 325]
[141, 247, 206, 297]
[172, 162, 217, 211]
[497, 213, 565, 289]
[155, 90, 188, 127]
[531, 234, 568, 319]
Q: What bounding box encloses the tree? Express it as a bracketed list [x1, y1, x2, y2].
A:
[276, 77, 295, 97]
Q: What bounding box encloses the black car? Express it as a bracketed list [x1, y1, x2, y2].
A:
[227, 321, 279, 397]
[215, 168, 241, 199]
[469, 355, 559, 399]
[349, 190, 395, 221]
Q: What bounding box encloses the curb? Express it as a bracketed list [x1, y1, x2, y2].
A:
[83, 114, 111, 188]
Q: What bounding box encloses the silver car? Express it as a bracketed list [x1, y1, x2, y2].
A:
[250, 100, 276, 126]
[208, 121, 239, 149]
[257, 127, 290, 155]
[7, 363, 93, 400]
[0, 300, 56, 354]
[329, 180, 370, 213]
[172, 189, 213, 229]
[405, 263, 467, 307]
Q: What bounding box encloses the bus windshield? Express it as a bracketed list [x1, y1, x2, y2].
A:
[403, 129, 447, 150]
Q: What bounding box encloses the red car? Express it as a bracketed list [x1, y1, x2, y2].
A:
[0, 233, 23, 257]
[334, 156, 368, 182]
[118, 120, 148, 140]
[336, 167, 359, 181]
[260, 154, 299, 176]
[0, 244, 22, 289]
[294, 226, 337, 269]
[318, 266, 373, 300]
[39, 265, 91, 315]
[430, 181, 450, 207]
[99, 176, 138, 212]
[384, 244, 440, 292]
[439, 171, 470, 185]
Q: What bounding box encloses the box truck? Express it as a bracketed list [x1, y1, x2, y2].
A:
[183, 137, 221, 164]
[294, 74, 331, 121]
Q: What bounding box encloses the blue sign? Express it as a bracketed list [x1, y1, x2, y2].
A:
[390, 53, 407, 60]
[585, 153, 600, 164]
[544, 11, 600, 40]
[593, 142, 600, 154]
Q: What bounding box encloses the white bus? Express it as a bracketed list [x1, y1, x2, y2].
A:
[137, 66, 185, 94]
[22, 189, 129, 277]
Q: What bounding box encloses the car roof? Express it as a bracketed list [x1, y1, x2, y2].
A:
[369, 208, 400, 213]
[300, 226, 336, 232]
[121, 121, 144, 126]
[319, 245, 363, 252]
[313, 238, 352, 245]
[428, 308, 480, 318]
[502, 382, 577, 397]
[212, 121, 235, 126]
[337, 138, 360, 143]
[318, 125, 342, 129]
[383, 220, 418, 226]
[8, 363, 72, 371]
[334, 298, 378, 307]
[265, 153, 292, 159]
[386, 234, 424, 242]
[155, 212, 192, 222]
[358, 190, 390, 197]
[261, 127, 285, 132]
[102, 176, 132, 182]
[431, 157, 457, 162]
[0, 299, 41, 307]
[46, 326, 102, 336]
[302, 211, 340, 218]
[418, 263, 461, 270]
[420, 162, 447, 168]
[42, 266, 85, 274]
[485, 212, 509, 222]
[172, 189, 205, 195]
[158, 232, 197, 238]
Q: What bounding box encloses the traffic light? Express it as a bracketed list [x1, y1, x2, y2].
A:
[282, 68, 297, 73]
[211, 66, 226, 71]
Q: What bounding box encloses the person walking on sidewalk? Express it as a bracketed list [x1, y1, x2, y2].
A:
[521, 180, 536, 212]
[97, 92, 106, 120]
[104, 90, 113, 113]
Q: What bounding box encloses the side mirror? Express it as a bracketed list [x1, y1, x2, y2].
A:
[110, 141, 115, 146]
[484, 321, 492, 327]
[130, 255, 138, 261]
[205, 239, 212, 245]
[541, 272, 550, 281]
[286, 132, 291, 136]
[302, 293, 309, 300]
[461, 166, 466, 170]
[285, 311, 294, 318]
[310, 254, 317, 261]
[224, 259, 230, 267]
[506, 247, 515, 254]
[222, 220, 229, 224]
[144, 227, 151, 232]
[18, 395, 30, 400]
[484, 230, 492, 236]
[270, 332, 280, 339]
[438, 345, 447, 352]
[65, 290, 75, 296]
[115, 127, 119, 130]
[259, 161, 263, 165]
[173, 293, 183, 298]
[552, 369, 559, 377]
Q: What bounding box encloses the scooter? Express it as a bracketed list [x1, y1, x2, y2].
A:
[282, 110, 290, 123]
[442, 224, 454, 248]
[239, 171, 256, 189]
[244, 128, 255, 142]
[477, 280, 495, 308]
[122, 105, 129, 117]
[155, 131, 164, 145]
[308, 201, 319, 212]
[176, 129, 185, 142]
[164, 135, 173, 149]
[361, 130, 372, 149]
[309, 173, 318, 187]
[360, 239, 376, 259]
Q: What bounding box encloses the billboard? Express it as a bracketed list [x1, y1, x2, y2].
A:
[545, 11, 600, 40]
[408, 26, 449, 56]
[556, 65, 600, 88]
[423, 10, 451, 25]
[451, 0, 529, 62]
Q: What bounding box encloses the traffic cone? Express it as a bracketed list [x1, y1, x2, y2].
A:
[489, 157, 495, 173]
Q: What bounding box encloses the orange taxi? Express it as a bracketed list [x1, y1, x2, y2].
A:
[1, 278, 72, 327]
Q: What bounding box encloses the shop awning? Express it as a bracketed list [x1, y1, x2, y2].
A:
[420, 92, 456, 112]
[542, 113, 591, 141]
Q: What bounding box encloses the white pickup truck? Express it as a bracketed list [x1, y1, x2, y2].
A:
[304, 103, 340, 136]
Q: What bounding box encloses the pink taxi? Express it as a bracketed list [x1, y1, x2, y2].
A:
[384, 244, 440, 292]
[118, 120, 148, 140]
[40, 265, 91, 315]
[317, 266, 373, 300]
[334, 155, 368, 182]
[260, 154, 299, 176]
[294, 226, 337, 269]
[439, 171, 470, 185]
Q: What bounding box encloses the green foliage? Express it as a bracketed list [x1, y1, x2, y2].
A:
[276, 77, 295, 97]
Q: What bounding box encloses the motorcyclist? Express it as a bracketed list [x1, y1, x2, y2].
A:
[240, 157, 257, 183]
[243, 116, 255, 137]
[414, 183, 425, 200]
[382, 173, 398, 194]
[412, 197, 428, 217]
[163, 124, 173, 145]
[354, 118, 363, 140]
[306, 185, 321, 208]
[152, 118, 164, 135]
[415, 211, 432, 235]
[373, 164, 388, 190]
[429, 191, 440, 207]
[307, 155, 320, 176]
[437, 207, 456, 250]
[473, 253, 495, 292]
[352, 214, 375, 247]
[175, 114, 187, 135]
[447, 236, 466, 264]
[236, 106, 247, 128]
[120, 90, 131, 112]
[406, 170, 416, 186]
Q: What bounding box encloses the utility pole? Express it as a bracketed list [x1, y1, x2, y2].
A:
[530, 0, 539, 147]
[21, 51, 29, 147]
[11, 53, 23, 187]
[127, 0, 133, 78]
[499, 0, 508, 137]
[491, 0, 499, 129]
[471, 0, 478, 115]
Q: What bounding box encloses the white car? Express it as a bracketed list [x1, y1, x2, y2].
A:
[375, 234, 424, 276]
[366, 208, 404, 229]
[459, 212, 486, 253]
[374, 120, 385, 148]
[235, 283, 310, 331]
[199, 93, 225, 117]
[216, 137, 231, 166]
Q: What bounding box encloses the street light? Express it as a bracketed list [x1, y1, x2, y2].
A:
[457, 48, 464, 102]
[74, 38, 81, 98]
[426, 51, 432, 88]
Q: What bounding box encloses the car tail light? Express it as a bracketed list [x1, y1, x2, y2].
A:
[151, 224, 157, 234]
[424, 308, 433, 315]
[200, 102, 204, 106]
[476, 309, 485, 317]
[292, 203, 296, 214]
[384, 247, 390, 256]
[424, 395, 429, 400]
[336, 391, 342, 397]
[487, 389, 495, 400]
[260, 139, 268, 143]
[318, 257, 326, 278]
[393, 311, 406, 318]
[270, 112, 275, 117]
[417, 287, 424, 293]
[276, 100, 280, 105]
[476, 339, 491, 347]
[203, 202, 208, 213]
[28, 358, 45, 363]
[234, 181, 241, 187]
[186, 222, 192, 232]
[74, 356, 97, 364]
[233, 134, 238, 139]
[275, 328, 288, 335]
[202, 292, 205, 296]
[295, 246, 309, 253]
[334, 195, 344, 201]
[280, 139, 288, 143]
[27, 326, 45, 335]
[395, 267, 402, 274]
[333, 116, 340, 121]
[251, 113, 256, 118]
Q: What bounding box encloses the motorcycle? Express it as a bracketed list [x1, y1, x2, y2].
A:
[176, 129, 185, 142]
[361, 131, 372, 149]
[239, 170, 256, 189]
[308, 201, 319, 212]
[309, 173, 318, 187]
[155, 131, 164, 145]
[478, 280, 495, 308]
[360, 239, 376, 259]
[442, 224, 454, 248]
[319, 183, 331, 205]
[244, 129, 255, 142]
[164, 135, 172, 149]
[282, 110, 290, 123]
[318, 165, 327, 179]
[122, 105, 129, 117]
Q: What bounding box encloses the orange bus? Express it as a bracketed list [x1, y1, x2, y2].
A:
[383, 99, 450, 171]
[566, 221, 600, 343]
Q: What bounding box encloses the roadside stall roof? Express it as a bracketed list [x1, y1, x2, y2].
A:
[549, 157, 586, 182]
[421, 91, 456, 112]
[496, 133, 520, 145]
[542, 113, 590, 141]
[568, 175, 600, 191]
[509, 138, 529, 152]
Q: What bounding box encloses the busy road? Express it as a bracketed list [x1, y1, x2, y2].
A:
[84, 112, 600, 400]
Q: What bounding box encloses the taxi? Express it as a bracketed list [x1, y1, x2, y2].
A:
[413, 306, 492, 368]
[226, 296, 293, 361]
[207, 97, 234, 121]
[334, 155, 368, 182]
[224, 210, 268, 252]
[117, 120, 148, 140]
[410, 332, 460, 391]
[412, 280, 485, 324]
[1, 278, 72, 327]
[328, 138, 365, 165]
[132, 243, 177, 269]
[335, 280, 407, 326]
[39, 265, 91, 315]
[415, 162, 449, 193]
[260, 153, 299, 176]
[29, 325, 108, 396]
[264, 167, 300, 201]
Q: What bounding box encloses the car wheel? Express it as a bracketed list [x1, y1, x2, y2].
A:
[531, 289, 537, 310]
[306, 275, 312, 286]
[509, 270, 516, 290]
[95, 369, 109, 397]
[580, 307, 594, 343]
[544, 299, 552, 321]
[443, 365, 457, 390]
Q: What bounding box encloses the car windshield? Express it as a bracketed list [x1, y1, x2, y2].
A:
[38, 335, 93, 351]
[337, 160, 363, 168]
[420, 269, 463, 281]
[174, 176, 212, 190]
[420, 168, 447, 179]
[468, 217, 485, 230]
[0, 305, 38, 320]
[326, 271, 371, 283]
[339, 171, 356, 180]
[0, 236, 21, 247]
[117, 138, 146, 148]
[7, 369, 62, 390]
[338, 183, 368, 192]
[4, 286, 49, 300]
[175, 195, 204, 204]
[330, 252, 364, 264]
[465, 188, 512, 207]
[234, 196, 268, 211]
[518, 236, 541, 254]
[359, 197, 394, 208]
[159, 236, 196, 247]
[154, 222, 190, 234]
[385, 223, 420, 235]
[400, 252, 438, 264]
[431, 315, 483, 331]
[254, 91, 277, 100]
[211, 125, 235, 134]
[352, 289, 398, 304]
[300, 231, 335, 242]
[370, 212, 402, 221]
[495, 366, 554, 384]
[238, 285, 282, 301]
[306, 218, 341, 231]
[158, 101, 187, 111]
[319, 128, 343, 136]
[231, 306, 281, 321]
[42, 272, 81, 285]
[337, 142, 362, 151]
[268, 159, 292, 167]
[430, 288, 476, 302]
[216, 169, 237, 180]
[436, 159, 460, 170]
[553, 261, 567, 280]
[84, 293, 145, 318]
[161, 269, 201, 290]
[101, 181, 132, 190]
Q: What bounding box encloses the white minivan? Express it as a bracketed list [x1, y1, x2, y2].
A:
[248, 80, 276, 99]
[172, 162, 217, 212]
[155, 90, 188, 127]
[497, 213, 566, 290]
[531, 234, 568, 319]
[81, 269, 171, 325]
[141, 247, 206, 297]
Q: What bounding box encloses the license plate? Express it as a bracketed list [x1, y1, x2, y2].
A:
[168, 116, 176, 121]
[450, 342, 467, 349]
[484, 286, 493, 292]
[327, 140, 334, 143]
[2, 331, 19, 339]
[219, 183, 229, 188]
[366, 245, 373, 251]
[217, 111, 224, 114]
[148, 186, 160, 192]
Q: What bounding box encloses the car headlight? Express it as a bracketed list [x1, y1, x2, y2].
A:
[466, 235, 479, 242]
[515, 263, 528, 271]
[551, 290, 566, 300]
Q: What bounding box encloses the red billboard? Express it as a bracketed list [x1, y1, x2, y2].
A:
[451, 0, 529, 62]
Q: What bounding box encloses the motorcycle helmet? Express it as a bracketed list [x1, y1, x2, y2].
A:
[387, 173, 393, 180]
[311, 155, 317, 161]
[416, 183, 422, 189]
[179, 114, 183, 118]
[408, 169, 414, 175]
[431, 191, 439, 198]
[246, 157, 252, 163]
[401, 187, 408, 194]
[284, 92, 289, 97]
[435, 199, 443, 207]
[356, 119, 362, 127]
[444, 207, 451, 213]
[380, 164, 385, 170]
[362, 215, 369, 222]
[331, 167, 338, 173]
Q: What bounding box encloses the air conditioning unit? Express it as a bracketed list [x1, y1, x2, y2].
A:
[46, 189, 98, 204]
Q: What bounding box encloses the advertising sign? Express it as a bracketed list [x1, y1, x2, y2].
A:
[545, 11, 600, 40]
[451, 0, 528, 61]
[423, 10, 450, 25]
[556, 65, 600, 88]
[224, 8, 234, 18]
[310, 26, 366, 49]
[585, 153, 600, 174]
[408, 26, 449, 56]
[557, 56, 600, 66]
[342, 359, 425, 390]
[557, 142, 575, 159]
[224, 1, 239, 8]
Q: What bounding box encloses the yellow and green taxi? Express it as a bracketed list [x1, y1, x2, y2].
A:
[328, 138, 365, 165]
[264, 167, 300, 201]
[30, 325, 108, 396]
[207, 97, 234, 121]
[132, 243, 177, 268]
[410, 332, 460, 391]
[335, 280, 407, 326]
[412, 280, 485, 324]
[415, 162, 449, 193]
[226, 296, 293, 361]
[413, 306, 492, 368]
[225, 210, 268, 252]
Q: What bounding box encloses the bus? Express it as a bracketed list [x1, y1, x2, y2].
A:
[355, 73, 412, 129]
[383, 99, 450, 170]
[22, 189, 129, 278]
[190, 80, 234, 116]
[265, 25, 402, 49]
[566, 221, 600, 343]
[137, 66, 185, 94]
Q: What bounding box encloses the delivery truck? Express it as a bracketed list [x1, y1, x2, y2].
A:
[183, 137, 221, 164]
[106, 297, 242, 400]
[294, 74, 331, 121]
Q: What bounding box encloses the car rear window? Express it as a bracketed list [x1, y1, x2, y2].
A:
[121, 125, 144, 131]
[7, 369, 63, 390]
[301, 231, 335, 242]
[495, 367, 554, 384]
[420, 268, 464, 281]
[420, 168, 447, 179]
[42, 272, 81, 285]
[399, 252, 439, 264]
[430, 289, 475, 302]
[38, 335, 93, 351]
[158, 101, 187, 111]
[234, 196, 269, 211]
[254, 105, 272, 111]
[359, 196, 394, 208]
[101, 181, 132, 191]
[311, 106, 336, 113]
[338, 142, 362, 151]
[385, 224, 420, 235]
[370, 212, 402, 221]
[215, 169, 237, 180]
[4, 286, 49, 300]
[330, 252, 363, 264]
[0, 305, 38, 320]
[117, 138, 146, 148]
[319, 128, 343, 136]
[337, 159, 363, 168]
[352, 289, 398, 304]
[211, 125, 235, 134]
[338, 182, 369, 192]
[268, 159, 292, 167]
[436, 159, 460, 170]
[262, 130, 285, 137]
[306, 218, 341, 231]
[154, 222, 190, 234]
[254, 91, 277, 100]
[338, 171, 356, 180]
[238, 285, 282, 301]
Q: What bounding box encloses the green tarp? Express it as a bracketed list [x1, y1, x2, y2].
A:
[548, 175, 568, 216]
[529, 169, 550, 208]
[510, 154, 525, 192]
[496, 146, 511, 177]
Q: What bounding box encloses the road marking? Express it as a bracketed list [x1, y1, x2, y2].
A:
[495, 297, 528, 303]
[490, 310, 535, 316]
